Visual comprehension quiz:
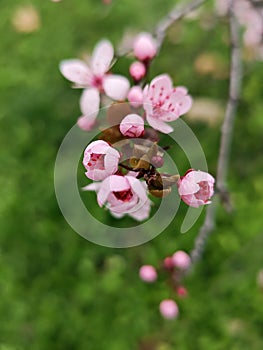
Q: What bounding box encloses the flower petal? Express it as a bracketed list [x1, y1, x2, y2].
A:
[59, 59, 91, 86]
[91, 40, 114, 76]
[103, 75, 130, 101]
[147, 116, 173, 134]
[80, 88, 100, 116]
[77, 115, 97, 131]
[82, 182, 102, 192]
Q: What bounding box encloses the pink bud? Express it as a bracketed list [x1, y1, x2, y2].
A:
[151, 155, 164, 168]
[172, 251, 191, 271]
[120, 114, 144, 138]
[127, 86, 143, 108]
[133, 32, 157, 62]
[163, 256, 174, 270]
[129, 61, 146, 82]
[176, 286, 188, 298]
[139, 265, 157, 283]
[159, 299, 179, 320]
[177, 169, 215, 208]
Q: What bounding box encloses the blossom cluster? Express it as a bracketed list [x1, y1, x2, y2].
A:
[59, 34, 215, 221]
[139, 250, 192, 320]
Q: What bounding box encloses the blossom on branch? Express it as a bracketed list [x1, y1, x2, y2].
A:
[59, 40, 130, 127]
[143, 74, 192, 133]
[177, 169, 215, 208]
[83, 140, 120, 181]
[119, 114, 144, 138]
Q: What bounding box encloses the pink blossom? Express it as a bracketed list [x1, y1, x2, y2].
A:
[143, 75, 192, 133]
[163, 256, 174, 270]
[83, 140, 120, 181]
[119, 114, 144, 138]
[127, 86, 143, 108]
[139, 265, 157, 282]
[177, 169, 215, 208]
[172, 251, 191, 270]
[159, 299, 179, 320]
[176, 286, 188, 298]
[129, 61, 146, 81]
[60, 40, 130, 126]
[133, 32, 157, 62]
[97, 175, 150, 221]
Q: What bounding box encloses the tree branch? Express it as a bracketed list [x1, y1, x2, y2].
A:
[155, 0, 207, 51]
[190, 2, 242, 264]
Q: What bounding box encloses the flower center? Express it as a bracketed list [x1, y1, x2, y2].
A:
[113, 189, 133, 202]
[86, 153, 105, 170]
[195, 181, 210, 202]
[91, 75, 104, 91]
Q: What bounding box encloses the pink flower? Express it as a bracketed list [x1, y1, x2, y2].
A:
[60, 40, 130, 126]
[139, 265, 157, 282]
[83, 140, 120, 181]
[133, 32, 157, 62]
[119, 114, 144, 138]
[129, 61, 146, 81]
[177, 169, 215, 208]
[143, 75, 192, 134]
[127, 86, 143, 108]
[97, 175, 150, 221]
[159, 299, 179, 320]
[172, 251, 191, 270]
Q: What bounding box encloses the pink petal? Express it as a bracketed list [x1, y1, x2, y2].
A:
[186, 170, 215, 184]
[126, 176, 148, 203]
[82, 182, 102, 192]
[178, 179, 200, 196]
[80, 88, 100, 117]
[85, 140, 110, 155]
[97, 175, 130, 207]
[104, 148, 120, 174]
[147, 74, 173, 102]
[59, 59, 91, 86]
[103, 75, 130, 101]
[91, 40, 114, 76]
[147, 116, 173, 134]
[77, 115, 97, 131]
[170, 92, 193, 116]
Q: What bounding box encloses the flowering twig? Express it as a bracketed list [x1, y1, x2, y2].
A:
[190, 1, 242, 264]
[155, 0, 207, 51]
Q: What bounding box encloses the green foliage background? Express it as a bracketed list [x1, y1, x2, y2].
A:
[0, 0, 263, 349]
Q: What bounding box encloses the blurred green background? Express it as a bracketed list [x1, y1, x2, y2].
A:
[1, 0, 263, 349]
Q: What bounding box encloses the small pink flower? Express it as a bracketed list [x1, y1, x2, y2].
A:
[151, 155, 164, 168]
[159, 299, 179, 320]
[129, 61, 146, 81]
[60, 40, 130, 127]
[177, 169, 215, 207]
[83, 140, 120, 181]
[139, 265, 157, 283]
[119, 114, 144, 138]
[127, 86, 143, 108]
[97, 175, 150, 221]
[133, 32, 157, 62]
[172, 251, 191, 270]
[143, 74, 192, 134]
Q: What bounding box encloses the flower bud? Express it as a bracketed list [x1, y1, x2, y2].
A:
[139, 265, 157, 283]
[176, 286, 188, 298]
[172, 251, 191, 271]
[129, 61, 146, 81]
[163, 256, 174, 270]
[119, 114, 144, 138]
[177, 169, 215, 208]
[151, 155, 164, 168]
[159, 299, 179, 320]
[127, 86, 143, 108]
[133, 32, 157, 62]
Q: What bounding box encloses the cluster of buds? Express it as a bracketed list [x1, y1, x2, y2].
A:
[60, 35, 215, 221]
[139, 250, 192, 319]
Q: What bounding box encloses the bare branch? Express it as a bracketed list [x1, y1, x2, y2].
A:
[190, 2, 242, 264]
[155, 0, 207, 51]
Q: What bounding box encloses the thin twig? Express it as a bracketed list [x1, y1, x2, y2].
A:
[190, 2, 242, 264]
[155, 0, 207, 51]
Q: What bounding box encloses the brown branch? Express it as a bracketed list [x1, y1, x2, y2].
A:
[155, 0, 207, 51]
[190, 2, 242, 264]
